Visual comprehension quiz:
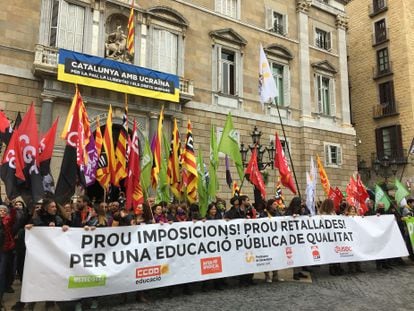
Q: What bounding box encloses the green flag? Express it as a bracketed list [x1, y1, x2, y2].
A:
[208, 124, 219, 203]
[395, 179, 410, 205]
[197, 149, 208, 217]
[375, 184, 391, 211]
[156, 132, 171, 204]
[140, 137, 153, 197]
[404, 217, 414, 251]
[218, 113, 244, 181]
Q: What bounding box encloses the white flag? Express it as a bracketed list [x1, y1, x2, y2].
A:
[259, 44, 278, 108]
[306, 156, 317, 215]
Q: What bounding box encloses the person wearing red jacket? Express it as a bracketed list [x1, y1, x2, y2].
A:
[0, 204, 16, 310]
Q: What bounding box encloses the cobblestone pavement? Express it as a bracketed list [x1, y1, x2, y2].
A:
[4, 260, 414, 311]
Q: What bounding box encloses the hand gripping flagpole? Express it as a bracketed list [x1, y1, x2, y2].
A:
[274, 103, 301, 197]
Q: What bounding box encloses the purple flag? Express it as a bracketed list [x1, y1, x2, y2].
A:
[81, 129, 98, 186]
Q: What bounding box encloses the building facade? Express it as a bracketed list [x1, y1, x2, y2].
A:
[347, 0, 414, 189]
[0, 0, 355, 202]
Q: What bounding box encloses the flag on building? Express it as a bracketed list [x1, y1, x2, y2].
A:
[316, 154, 330, 196]
[274, 133, 296, 194]
[167, 118, 182, 200]
[151, 107, 164, 189]
[395, 179, 410, 206]
[125, 119, 143, 211]
[258, 44, 278, 108]
[245, 146, 266, 199]
[218, 112, 244, 181]
[306, 156, 317, 215]
[208, 124, 219, 202]
[375, 184, 391, 211]
[127, 1, 135, 56]
[182, 120, 198, 203]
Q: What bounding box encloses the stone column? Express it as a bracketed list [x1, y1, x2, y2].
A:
[39, 95, 55, 133]
[296, 0, 312, 120]
[148, 112, 159, 142]
[336, 14, 351, 126]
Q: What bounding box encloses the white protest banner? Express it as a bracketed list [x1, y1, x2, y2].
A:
[22, 215, 408, 302]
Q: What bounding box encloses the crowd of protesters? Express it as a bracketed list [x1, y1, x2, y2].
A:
[1, 191, 414, 311]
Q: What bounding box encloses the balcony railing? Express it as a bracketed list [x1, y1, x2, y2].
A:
[372, 28, 389, 46]
[33, 44, 194, 99]
[315, 38, 331, 51]
[369, 0, 388, 17]
[371, 149, 407, 166]
[271, 24, 285, 36]
[372, 61, 393, 79]
[373, 102, 398, 118]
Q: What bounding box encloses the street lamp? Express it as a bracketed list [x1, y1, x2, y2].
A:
[373, 155, 398, 178]
[240, 126, 275, 170]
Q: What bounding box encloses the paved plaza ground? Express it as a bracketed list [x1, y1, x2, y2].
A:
[4, 260, 414, 311]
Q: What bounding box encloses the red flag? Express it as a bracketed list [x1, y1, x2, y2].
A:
[0, 111, 10, 133]
[356, 174, 369, 215]
[245, 146, 266, 199]
[328, 186, 343, 212]
[17, 104, 39, 167]
[126, 119, 143, 211]
[2, 129, 25, 181]
[274, 133, 296, 194]
[39, 118, 59, 175]
[346, 176, 368, 215]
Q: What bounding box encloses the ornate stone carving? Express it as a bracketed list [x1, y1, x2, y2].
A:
[336, 14, 349, 30]
[105, 25, 133, 63]
[296, 0, 312, 13]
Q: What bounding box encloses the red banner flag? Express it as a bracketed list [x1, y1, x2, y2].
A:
[328, 186, 343, 213]
[346, 175, 369, 215]
[39, 118, 59, 175]
[245, 146, 266, 199]
[274, 133, 296, 194]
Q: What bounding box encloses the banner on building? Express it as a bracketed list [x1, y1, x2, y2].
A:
[58, 49, 180, 102]
[22, 215, 408, 302]
[405, 217, 414, 250]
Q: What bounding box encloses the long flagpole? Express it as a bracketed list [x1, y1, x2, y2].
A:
[275, 103, 301, 197]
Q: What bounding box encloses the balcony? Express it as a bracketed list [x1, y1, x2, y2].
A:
[369, 0, 388, 18]
[33, 44, 194, 100]
[372, 28, 389, 46]
[371, 149, 407, 166]
[372, 61, 393, 80]
[373, 102, 398, 119]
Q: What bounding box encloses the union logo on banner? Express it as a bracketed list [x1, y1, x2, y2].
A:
[311, 246, 321, 261]
[200, 257, 223, 275]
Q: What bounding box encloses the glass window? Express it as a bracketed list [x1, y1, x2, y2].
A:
[271, 63, 284, 106]
[216, 0, 238, 19]
[317, 75, 331, 115]
[377, 48, 389, 74]
[315, 28, 331, 50]
[221, 49, 236, 95]
[375, 19, 387, 43]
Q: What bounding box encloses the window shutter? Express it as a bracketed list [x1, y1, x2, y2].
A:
[283, 65, 290, 107]
[57, 0, 69, 49]
[330, 78, 336, 117]
[328, 32, 332, 50]
[284, 14, 288, 35]
[396, 124, 403, 159]
[337, 146, 342, 166]
[316, 75, 323, 113]
[152, 28, 160, 70]
[235, 51, 239, 95]
[375, 128, 384, 158]
[265, 7, 273, 30]
[217, 45, 222, 92]
[324, 144, 330, 166]
[215, 0, 222, 13]
[73, 5, 84, 52]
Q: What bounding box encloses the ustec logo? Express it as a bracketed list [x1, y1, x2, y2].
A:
[245, 251, 255, 263]
[135, 265, 168, 284]
[335, 246, 353, 257]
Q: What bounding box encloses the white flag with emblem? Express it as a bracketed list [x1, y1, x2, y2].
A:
[259, 44, 278, 108]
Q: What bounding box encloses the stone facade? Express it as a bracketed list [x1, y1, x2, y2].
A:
[0, 0, 356, 203]
[347, 0, 414, 189]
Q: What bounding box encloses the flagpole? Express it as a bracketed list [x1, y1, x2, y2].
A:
[274, 103, 301, 197]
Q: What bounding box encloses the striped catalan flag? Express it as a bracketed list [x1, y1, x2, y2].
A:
[167, 118, 182, 200]
[113, 98, 128, 186]
[182, 120, 198, 203]
[127, 1, 135, 56]
[95, 117, 103, 157]
[151, 106, 164, 189]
